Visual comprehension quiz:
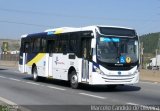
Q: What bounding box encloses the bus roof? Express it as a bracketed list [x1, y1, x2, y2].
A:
[45, 25, 135, 33]
[21, 25, 135, 38]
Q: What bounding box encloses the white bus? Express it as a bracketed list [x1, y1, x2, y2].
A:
[19, 25, 140, 89]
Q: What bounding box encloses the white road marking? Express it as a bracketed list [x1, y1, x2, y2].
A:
[127, 102, 139, 105]
[25, 82, 40, 86]
[0, 75, 7, 79]
[79, 93, 106, 99]
[9, 78, 21, 82]
[0, 96, 17, 105]
[0, 75, 66, 91]
[47, 86, 66, 91]
[154, 82, 158, 84]
[40, 85, 45, 87]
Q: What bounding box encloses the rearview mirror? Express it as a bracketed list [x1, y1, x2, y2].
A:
[91, 39, 96, 48]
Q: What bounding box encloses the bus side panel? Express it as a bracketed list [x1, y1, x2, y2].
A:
[45, 53, 57, 78]
[49, 53, 81, 81]
[52, 54, 72, 80]
[25, 53, 37, 75]
[35, 53, 46, 77]
[66, 56, 82, 82]
[25, 53, 46, 76]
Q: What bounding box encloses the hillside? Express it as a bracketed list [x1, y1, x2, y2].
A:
[140, 32, 160, 54]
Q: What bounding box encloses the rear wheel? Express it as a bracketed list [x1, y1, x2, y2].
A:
[70, 71, 79, 89]
[33, 67, 39, 81]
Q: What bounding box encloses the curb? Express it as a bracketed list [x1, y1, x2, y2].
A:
[140, 80, 160, 84]
[0, 97, 31, 111]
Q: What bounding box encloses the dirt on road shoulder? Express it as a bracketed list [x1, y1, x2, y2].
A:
[140, 69, 160, 83]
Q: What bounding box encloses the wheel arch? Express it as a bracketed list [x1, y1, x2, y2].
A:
[32, 63, 37, 74]
[68, 66, 76, 81]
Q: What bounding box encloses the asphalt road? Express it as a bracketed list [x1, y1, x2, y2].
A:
[0, 67, 160, 111]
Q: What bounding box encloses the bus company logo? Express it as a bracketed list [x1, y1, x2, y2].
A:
[118, 71, 121, 75]
[55, 57, 64, 65]
[47, 31, 55, 35]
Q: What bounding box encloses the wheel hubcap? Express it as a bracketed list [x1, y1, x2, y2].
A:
[71, 75, 78, 84]
[33, 72, 37, 79]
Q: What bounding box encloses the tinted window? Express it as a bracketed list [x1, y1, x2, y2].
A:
[99, 27, 136, 36]
[31, 38, 41, 53]
[69, 39, 77, 52]
[24, 42, 30, 53]
[69, 33, 79, 53]
[56, 34, 69, 53]
[41, 38, 46, 52]
[47, 40, 55, 53]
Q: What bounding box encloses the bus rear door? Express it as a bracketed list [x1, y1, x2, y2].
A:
[47, 40, 55, 78]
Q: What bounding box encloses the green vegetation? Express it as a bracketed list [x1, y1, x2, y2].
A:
[140, 32, 160, 54]
[139, 32, 160, 67]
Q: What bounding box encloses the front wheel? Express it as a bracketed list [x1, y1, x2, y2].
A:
[70, 71, 79, 89]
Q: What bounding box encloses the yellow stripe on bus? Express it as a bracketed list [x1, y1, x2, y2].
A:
[54, 28, 63, 34]
[27, 53, 45, 66]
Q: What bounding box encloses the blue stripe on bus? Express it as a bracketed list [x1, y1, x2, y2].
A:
[19, 53, 38, 65]
[26, 53, 38, 63]
[92, 61, 100, 72]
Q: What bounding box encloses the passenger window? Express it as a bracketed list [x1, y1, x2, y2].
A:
[41, 38, 46, 52]
[24, 42, 30, 53]
[47, 40, 55, 53]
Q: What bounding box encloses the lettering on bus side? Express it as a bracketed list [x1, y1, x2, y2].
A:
[54, 56, 65, 65]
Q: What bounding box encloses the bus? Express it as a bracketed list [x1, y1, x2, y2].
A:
[19, 25, 140, 89]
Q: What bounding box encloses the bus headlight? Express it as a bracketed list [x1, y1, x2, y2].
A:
[133, 70, 139, 75]
[93, 66, 105, 75]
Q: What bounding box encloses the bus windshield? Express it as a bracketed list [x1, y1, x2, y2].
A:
[97, 37, 138, 64]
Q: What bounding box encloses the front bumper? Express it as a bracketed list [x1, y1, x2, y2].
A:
[89, 71, 139, 85]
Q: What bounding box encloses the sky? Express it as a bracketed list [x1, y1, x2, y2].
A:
[0, 0, 160, 39]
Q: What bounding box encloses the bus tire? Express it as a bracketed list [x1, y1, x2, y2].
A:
[33, 67, 39, 82]
[70, 71, 79, 89]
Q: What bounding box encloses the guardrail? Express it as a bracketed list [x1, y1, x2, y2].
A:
[0, 54, 19, 67]
[0, 54, 19, 61]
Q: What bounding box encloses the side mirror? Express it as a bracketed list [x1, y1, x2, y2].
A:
[91, 39, 96, 48]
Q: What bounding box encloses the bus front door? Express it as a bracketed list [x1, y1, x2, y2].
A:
[81, 39, 90, 83]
